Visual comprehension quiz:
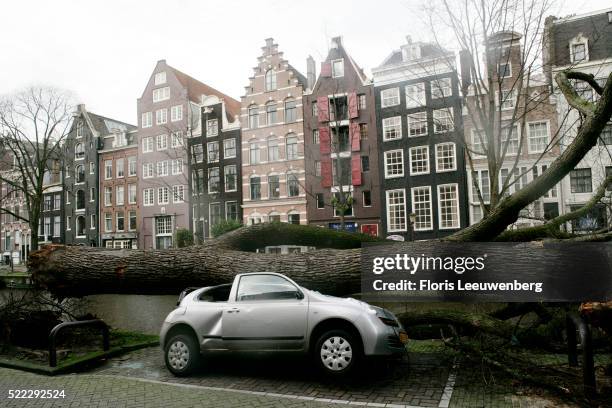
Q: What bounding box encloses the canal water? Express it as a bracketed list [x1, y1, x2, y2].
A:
[1, 289, 177, 335]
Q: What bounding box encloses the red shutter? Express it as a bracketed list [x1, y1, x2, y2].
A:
[320, 62, 332, 77]
[317, 97, 329, 122]
[321, 159, 332, 188]
[319, 126, 331, 155]
[351, 154, 362, 186]
[350, 122, 360, 152]
[348, 92, 358, 118]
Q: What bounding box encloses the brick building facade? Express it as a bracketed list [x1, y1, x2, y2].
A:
[240, 38, 308, 226]
[303, 36, 381, 235]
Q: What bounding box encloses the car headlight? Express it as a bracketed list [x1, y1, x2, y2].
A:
[378, 316, 399, 327]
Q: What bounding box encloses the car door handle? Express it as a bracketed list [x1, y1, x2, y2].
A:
[226, 308, 240, 313]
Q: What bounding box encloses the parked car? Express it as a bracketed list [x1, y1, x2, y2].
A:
[160, 272, 408, 377]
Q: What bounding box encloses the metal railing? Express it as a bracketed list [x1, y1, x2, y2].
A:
[48, 319, 109, 367]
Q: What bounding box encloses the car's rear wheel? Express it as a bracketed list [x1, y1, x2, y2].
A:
[315, 329, 361, 376]
[164, 334, 200, 376]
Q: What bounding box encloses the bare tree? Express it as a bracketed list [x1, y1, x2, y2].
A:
[0, 86, 73, 250]
[416, 0, 612, 241]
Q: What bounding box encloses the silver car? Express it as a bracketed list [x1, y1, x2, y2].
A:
[160, 272, 408, 376]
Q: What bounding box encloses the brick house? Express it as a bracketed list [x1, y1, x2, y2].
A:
[543, 8, 612, 232]
[240, 38, 308, 226]
[372, 37, 469, 240]
[303, 36, 381, 235]
[99, 128, 139, 248]
[464, 31, 562, 227]
[137, 60, 239, 249]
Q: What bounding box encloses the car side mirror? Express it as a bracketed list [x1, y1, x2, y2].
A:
[296, 291, 304, 300]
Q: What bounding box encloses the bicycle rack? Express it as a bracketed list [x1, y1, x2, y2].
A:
[48, 319, 109, 367]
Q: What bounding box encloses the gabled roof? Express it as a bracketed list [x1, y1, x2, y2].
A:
[169, 64, 241, 121]
[87, 112, 136, 135]
[287, 62, 308, 88]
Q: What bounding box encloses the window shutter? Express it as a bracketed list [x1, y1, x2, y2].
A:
[348, 92, 358, 118]
[317, 97, 329, 122]
[351, 154, 362, 186]
[319, 127, 331, 155]
[321, 159, 332, 187]
[320, 62, 332, 77]
[350, 122, 360, 152]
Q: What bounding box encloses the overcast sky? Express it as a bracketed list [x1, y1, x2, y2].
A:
[1, 0, 609, 125]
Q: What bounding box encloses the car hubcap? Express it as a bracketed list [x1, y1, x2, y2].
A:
[320, 336, 352, 371]
[168, 340, 190, 370]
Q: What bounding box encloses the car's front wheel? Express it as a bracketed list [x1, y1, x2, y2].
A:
[164, 334, 200, 376]
[315, 329, 361, 376]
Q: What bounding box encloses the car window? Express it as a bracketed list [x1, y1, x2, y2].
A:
[236, 275, 301, 301]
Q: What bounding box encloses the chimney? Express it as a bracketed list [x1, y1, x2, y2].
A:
[306, 56, 316, 90]
[459, 49, 472, 93]
[331, 36, 342, 49]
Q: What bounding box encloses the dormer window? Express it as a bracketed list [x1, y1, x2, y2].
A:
[570, 34, 589, 63]
[155, 71, 166, 85]
[114, 132, 127, 148]
[402, 45, 421, 61]
[332, 59, 344, 78]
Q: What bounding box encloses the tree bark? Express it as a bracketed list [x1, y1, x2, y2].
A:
[29, 223, 378, 297]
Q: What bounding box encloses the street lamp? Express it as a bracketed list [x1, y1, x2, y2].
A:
[408, 212, 417, 241]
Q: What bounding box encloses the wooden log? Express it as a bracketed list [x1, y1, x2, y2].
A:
[28, 223, 379, 297]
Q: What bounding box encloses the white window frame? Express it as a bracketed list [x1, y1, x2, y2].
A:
[431, 77, 452, 99]
[407, 112, 428, 137]
[405, 82, 426, 108]
[409, 145, 430, 175]
[171, 159, 183, 175]
[435, 142, 457, 172]
[501, 124, 520, 156]
[152, 86, 170, 102]
[384, 149, 405, 179]
[497, 89, 516, 110]
[206, 119, 219, 137]
[154, 71, 166, 85]
[143, 188, 154, 206]
[142, 163, 154, 178]
[527, 120, 550, 154]
[433, 109, 453, 133]
[437, 183, 460, 230]
[90, 214, 96, 230]
[381, 87, 400, 108]
[128, 184, 137, 204]
[471, 129, 487, 157]
[172, 185, 185, 203]
[331, 59, 344, 78]
[411, 185, 433, 231]
[224, 165, 237, 192]
[170, 105, 183, 122]
[382, 116, 402, 141]
[141, 112, 152, 128]
[223, 138, 236, 158]
[156, 160, 169, 177]
[142, 136, 154, 153]
[157, 187, 169, 205]
[156, 134, 168, 151]
[385, 189, 407, 232]
[156, 109, 168, 125]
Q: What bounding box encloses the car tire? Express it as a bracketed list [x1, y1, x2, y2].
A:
[315, 329, 361, 376]
[164, 334, 200, 376]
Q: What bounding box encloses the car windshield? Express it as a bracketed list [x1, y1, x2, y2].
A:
[237, 275, 300, 301]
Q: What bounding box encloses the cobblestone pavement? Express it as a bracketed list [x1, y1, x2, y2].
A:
[92, 348, 451, 407]
[0, 348, 574, 407]
[0, 367, 339, 407]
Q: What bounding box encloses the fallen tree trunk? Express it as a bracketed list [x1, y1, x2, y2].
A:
[29, 223, 377, 297]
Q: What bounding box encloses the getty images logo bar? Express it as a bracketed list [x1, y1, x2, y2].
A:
[361, 242, 612, 302]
